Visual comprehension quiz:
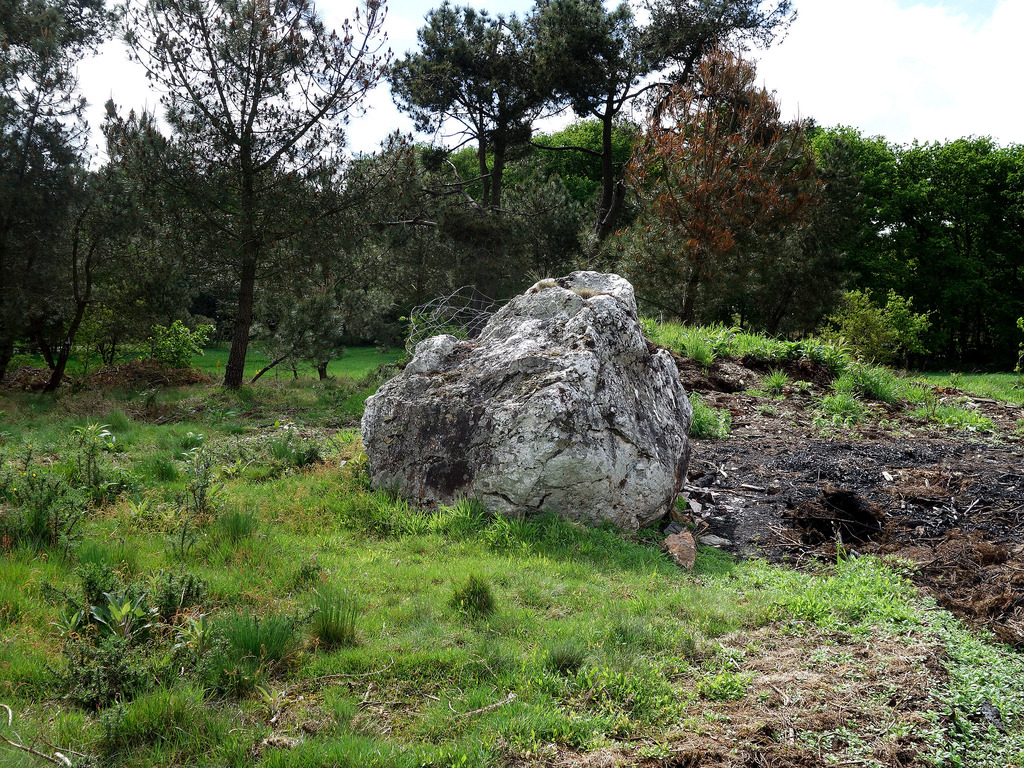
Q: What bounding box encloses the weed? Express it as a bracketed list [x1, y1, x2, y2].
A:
[99, 684, 215, 758]
[689, 394, 731, 439]
[268, 431, 322, 470]
[0, 581, 23, 628]
[205, 611, 298, 695]
[910, 403, 995, 432]
[173, 613, 215, 656]
[221, 610, 297, 665]
[451, 574, 495, 617]
[0, 456, 86, 553]
[291, 557, 323, 587]
[149, 569, 207, 622]
[71, 422, 116, 499]
[90, 591, 154, 642]
[815, 392, 866, 426]
[168, 446, 218, 558]
[697, 670, 752, 701]
[684, 336, 716, 370]
[77, 561, 123, 608]
[761, 368, 790, 396]
[833, 364, 901, 403]
[311, 586, 360, 648]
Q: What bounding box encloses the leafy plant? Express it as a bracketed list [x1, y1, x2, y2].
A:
[820, 289, 930, 366]
[149, 320, 212, 368]
[72, 422, 116, 496]
[169, 446, 219, 559]
[90, 591, 154, 641]
[697, 670, 752, 701]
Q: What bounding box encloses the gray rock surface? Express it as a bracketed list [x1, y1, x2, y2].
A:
[360, 271, 693, 530]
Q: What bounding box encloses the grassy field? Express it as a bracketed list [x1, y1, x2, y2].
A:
[0, 339, 1021, 766]
[193, 345, 404, 381]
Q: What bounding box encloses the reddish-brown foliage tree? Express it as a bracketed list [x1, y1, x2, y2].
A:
[624, 47, 815, 324]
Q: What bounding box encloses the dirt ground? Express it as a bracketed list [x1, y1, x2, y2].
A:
[677, 356, 1024, 647]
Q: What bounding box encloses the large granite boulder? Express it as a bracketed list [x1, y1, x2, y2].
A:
[360, 272, 693, 530]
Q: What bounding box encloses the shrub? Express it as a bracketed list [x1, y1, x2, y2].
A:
[78, 561, 123, 608]
[451, 574, 495, 617]
[149, 320, 212, 368]
[60, 635, 152, 709]
[311, 586, 360, 649]
[821, 289, 930, 366]
[0, 459, 86, 553]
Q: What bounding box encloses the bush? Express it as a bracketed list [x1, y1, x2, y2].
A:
[0, 459, 86, 553]
[60, 635, 153, 709]
[149, 320, 213, 368]
[821, 290, 930, 366]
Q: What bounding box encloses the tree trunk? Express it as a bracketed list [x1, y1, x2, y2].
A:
[478, 136, 491, 209]
[224, 256, 257, 388]
[0, 338, 13, 383]
[249, 353, 288, 383]
[592, 102, 623, 243]
[44, 298, 88, 393]
[681, 265, 703, 326]
[316, 360, 329, 380]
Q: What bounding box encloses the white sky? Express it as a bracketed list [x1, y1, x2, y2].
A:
[76, 0, 1024, 159]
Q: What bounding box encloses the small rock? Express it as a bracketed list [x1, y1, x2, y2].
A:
[665, 521, 685, 535]
[664, 531, 697, 569]
[698, 534, 733, 548]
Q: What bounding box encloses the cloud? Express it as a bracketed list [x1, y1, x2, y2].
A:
[754, 0, 1024, 145]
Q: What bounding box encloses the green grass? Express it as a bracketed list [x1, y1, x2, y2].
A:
[3, 340, 1024, 767]
[916, 371, 1024, 406]
[193, 345, 403, 381]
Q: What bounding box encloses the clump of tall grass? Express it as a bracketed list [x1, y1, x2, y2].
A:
[833, 364, 901, 403]
[689, 394, 731, 439]
[451, 574, 495, 617]
[311, 586, 360, 648]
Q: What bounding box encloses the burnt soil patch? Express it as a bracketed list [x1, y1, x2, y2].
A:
[675, 356, 1024, 646]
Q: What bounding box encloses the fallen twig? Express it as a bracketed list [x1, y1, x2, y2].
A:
[455, 693, 517, 719]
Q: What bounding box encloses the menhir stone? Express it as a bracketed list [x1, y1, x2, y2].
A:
[360, 271, 692, 531]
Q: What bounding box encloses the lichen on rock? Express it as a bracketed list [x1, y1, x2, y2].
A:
[360, 271, 693, 531]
